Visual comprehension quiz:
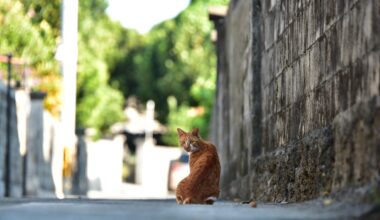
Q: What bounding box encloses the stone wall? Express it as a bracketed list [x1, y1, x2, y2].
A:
[211, 0, 380, 202]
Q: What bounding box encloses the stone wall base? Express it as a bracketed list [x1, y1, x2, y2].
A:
[221, 95, 380, 202]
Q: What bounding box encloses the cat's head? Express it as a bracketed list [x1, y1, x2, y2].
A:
[177, 128, 202, 153]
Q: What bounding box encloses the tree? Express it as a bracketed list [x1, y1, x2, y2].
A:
[1, 0, 61, 116]
[75, 0, 125, 138]
[109, 0, 229, 145]
[1, 0, 127, 137]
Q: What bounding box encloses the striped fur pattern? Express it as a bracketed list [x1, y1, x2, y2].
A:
[175, 128, 221, 205]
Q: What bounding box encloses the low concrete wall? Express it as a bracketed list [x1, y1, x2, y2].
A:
[135, 140, 182, 197]
[86, 135, 124, 194]
[0, 83, 64, 198]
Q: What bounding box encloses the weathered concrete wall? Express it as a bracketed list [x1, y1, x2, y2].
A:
[25, 93, 64, 197]
[0, 82, 22, 197]
[1, 85, 64, 198]
[25, 93, 46, 196]
[211, 0, 380, 202]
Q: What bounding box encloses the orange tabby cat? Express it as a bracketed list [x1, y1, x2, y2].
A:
[176, 128, 221, 205]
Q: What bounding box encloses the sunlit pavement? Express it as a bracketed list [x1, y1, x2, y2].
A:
[87, 183, 176, 200]
[0, 198, 378, 219]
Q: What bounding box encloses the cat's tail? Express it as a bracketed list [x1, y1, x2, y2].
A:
[204, 196, 217, 205]
[205, 199, 214, 205]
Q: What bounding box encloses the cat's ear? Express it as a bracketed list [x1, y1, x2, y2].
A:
[177, 128, 186, 137]
[191, 128, 200, 137]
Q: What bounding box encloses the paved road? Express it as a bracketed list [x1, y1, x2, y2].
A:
[0, 198, 378, 220]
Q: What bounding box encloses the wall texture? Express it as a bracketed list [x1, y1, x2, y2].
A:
[25, 92, 64, 197]
[0, 82, 22, 197]
[211, 0, 380, 202]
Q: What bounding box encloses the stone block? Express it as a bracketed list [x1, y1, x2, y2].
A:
[332, 96, 380, 190]
[367, 52, 380, 97]
[325, 20, 342, 75]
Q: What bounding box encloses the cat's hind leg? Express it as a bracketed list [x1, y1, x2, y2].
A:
[183, 198, 193, 204]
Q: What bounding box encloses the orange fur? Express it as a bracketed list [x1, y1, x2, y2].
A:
[175, 128, 221, 205]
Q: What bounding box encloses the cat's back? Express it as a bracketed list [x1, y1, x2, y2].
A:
[192, 141, 220, 180]
[199, 142, 220, 196]
[203, 142, 220, 166]
[190, 141, 220, 166]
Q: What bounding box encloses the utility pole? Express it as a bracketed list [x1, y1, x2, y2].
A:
[60, 0, 78, 176]
[55, 0, 78, 191]
[5, 54, 12, 197]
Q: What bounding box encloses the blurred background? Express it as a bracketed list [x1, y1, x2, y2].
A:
[0, 0, 228, 199]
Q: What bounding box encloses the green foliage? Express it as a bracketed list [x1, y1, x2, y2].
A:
[0, 0, 61, 116]
[1, 0, 229, 142]
[162, 0, 226, 145]
[1, 0, 125, 136]
[109, 0, 229, 145]
[75, 0, 125, 138]
[21, 0, 61, 38]
[164, 96, 209, 145]
[0, 0, 47, 63]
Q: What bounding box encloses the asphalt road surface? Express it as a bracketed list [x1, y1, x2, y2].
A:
[0, 198, 378, 220]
